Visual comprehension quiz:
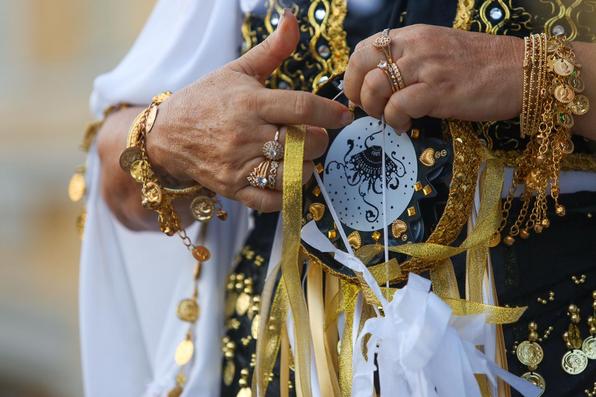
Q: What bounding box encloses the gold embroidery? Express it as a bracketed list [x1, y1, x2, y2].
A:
[241, 1, 349, 91]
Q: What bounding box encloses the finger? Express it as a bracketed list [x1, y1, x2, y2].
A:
[360, 68, 394, 118]
[384, 82, 436, 132]
[273, 160, 314, 190]
[257, 89, 353, 129]
[235, 187, 282, 213]
[229, 9, 299, 83]
[246, 125, 328, 161]
[344, 32, 407, 106]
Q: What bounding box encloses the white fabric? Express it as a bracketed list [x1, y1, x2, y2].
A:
[301, 222, 542, 397]
[82, 1, 251, 396]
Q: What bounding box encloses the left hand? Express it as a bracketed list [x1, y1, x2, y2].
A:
[343, 24, 524, 132]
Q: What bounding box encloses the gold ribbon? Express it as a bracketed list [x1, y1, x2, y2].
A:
[280, 125, 312, 397]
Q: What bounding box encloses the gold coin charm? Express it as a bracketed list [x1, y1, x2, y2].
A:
[391, 219, 407, 239]
[175, 339, 195, 366]
[582, 336, 596, 360]
[347, 231, 362, 250]
[521, 372, 545, 396]
[176, 298, 200, 323]
[557, 112, 575, 129]
[553, 84, 575, 104]
[141, 181, 162, 208]
[236, 292, 251, 316]
[224, 360, 236, 386]
[570, 75, 585, 93]
[130, 159, 151, 182]
[68, 172, 86, 202]
[145, 105, 159, 134]
[192, 246, 211, 262]
[569, 94, 590, 116]
[190, 195, 214, 222]
[516, 341, 544, 368]
[251, 314, 260, 339]
[119, 146, 142, 171]
[553, 58, 574, 76]
[419, 148, 436, 167]
[167, 385, 183, 397]
[308, 203, 326, 221]
[237, 387, 252, 397]
[561, 349, 588, 375]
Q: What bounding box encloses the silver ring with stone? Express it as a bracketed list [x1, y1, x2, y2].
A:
[262, 130, 284, 161]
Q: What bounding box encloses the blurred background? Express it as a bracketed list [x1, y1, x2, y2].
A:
[0, 1, 154, 396]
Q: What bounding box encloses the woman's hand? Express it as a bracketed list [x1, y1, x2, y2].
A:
[97, 11, 353, 230]
[147, 11, 353, 213]
[343, 24, 524, 132]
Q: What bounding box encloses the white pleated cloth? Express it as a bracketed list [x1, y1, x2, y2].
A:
[82, 1, 251, 396]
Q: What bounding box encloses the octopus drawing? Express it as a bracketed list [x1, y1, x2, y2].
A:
[325, 123, 408, 224]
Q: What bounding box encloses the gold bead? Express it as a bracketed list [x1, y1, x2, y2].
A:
[568, 304, 578, 313]
[519, 229, 530, 239]
[503, 235, 515, 246]
[555, 204, 566, 217]
[541, 218, 550, 228]
[529, 322, 538, 331]
[529, 331, 539, 341]
[570, 313, 580, 324]
[488, 232, 501, 247]
[533, 224, 543, 234]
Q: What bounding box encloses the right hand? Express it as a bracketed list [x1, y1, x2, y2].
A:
[146, 10, 353, 212]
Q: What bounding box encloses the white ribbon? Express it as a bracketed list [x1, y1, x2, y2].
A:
[301, 221, 541, 397]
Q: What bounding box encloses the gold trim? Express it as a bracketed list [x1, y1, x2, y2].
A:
[453, 0, 476, 31]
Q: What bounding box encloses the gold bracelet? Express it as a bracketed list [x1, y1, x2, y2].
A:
[500, 34, 590, 245]
[120, 91, 226, 235]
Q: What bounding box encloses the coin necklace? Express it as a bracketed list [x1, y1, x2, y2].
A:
[561, 304, 588, 375]
[516, 322, 545, 396]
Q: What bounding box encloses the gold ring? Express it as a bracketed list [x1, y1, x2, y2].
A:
[377, 60, 399, 92]
[262, 129, 283, 161]
[373, 28, 393, 63]
[389, 62, 406, 90]
[247, 160, 279, 190]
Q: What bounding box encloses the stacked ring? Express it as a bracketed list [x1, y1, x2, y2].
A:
[373, 29, 394, 63]
[373, 28, 407, 92]
[247, 160, 279, 190]
[377, 60, 400, 92]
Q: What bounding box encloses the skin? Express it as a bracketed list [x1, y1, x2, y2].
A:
[99, 19, 595, 231]
[344, 24, 596, 140]
[97, 11, 353, 230]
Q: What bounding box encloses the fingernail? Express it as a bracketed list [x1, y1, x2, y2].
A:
[278, 8, 291, 26]
[341, 111, 354, 126]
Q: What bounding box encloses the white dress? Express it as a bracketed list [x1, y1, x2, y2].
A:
[82, 1, 253, 396]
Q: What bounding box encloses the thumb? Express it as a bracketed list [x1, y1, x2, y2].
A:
[230, 9, 299, 83]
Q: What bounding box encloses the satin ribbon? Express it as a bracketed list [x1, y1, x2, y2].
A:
[279, 125, 312, 397]
[301, 221, 536, 397]
[351, 274, 541, 397]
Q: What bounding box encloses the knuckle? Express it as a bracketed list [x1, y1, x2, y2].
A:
[293, 93, 314, 119]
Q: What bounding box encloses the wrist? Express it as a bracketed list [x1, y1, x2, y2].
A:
[503, 35, 525, 117]
[145, 100, 195, 185]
